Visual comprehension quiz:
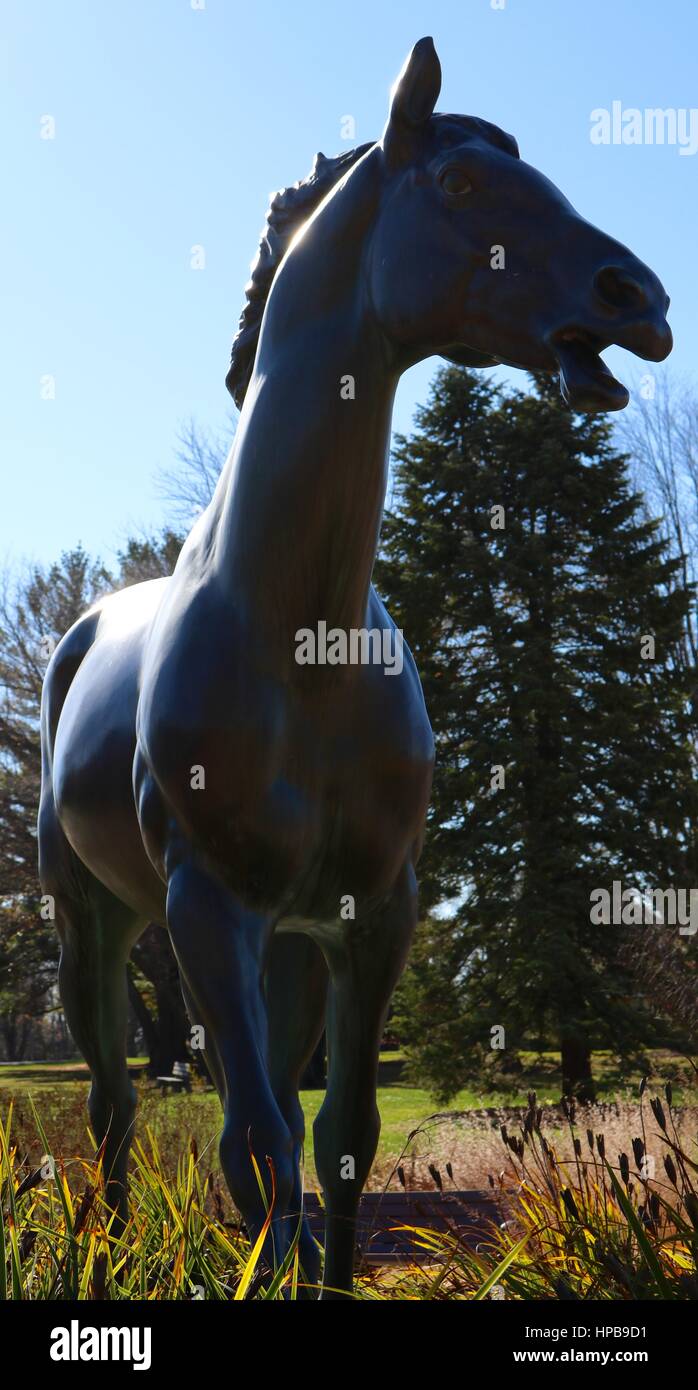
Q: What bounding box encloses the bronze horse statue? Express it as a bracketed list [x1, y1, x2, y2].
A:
[39, 38, 672, 1297]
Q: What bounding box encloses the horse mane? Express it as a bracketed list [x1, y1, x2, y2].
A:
[226, 143, 374, 408]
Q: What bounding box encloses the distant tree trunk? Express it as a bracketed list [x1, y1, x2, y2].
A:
[560, 1034, 595, 1101]
[1, 1015, 18, 1061]
[152, 973, 190, 1074]
[130, 925, 192, 1077]
[1, 1012, 30, 1062]
[127, 972, 159, 1065]
[300, 1033, 326, 1089]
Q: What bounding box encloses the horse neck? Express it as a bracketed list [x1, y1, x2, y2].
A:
[213, 161, 398, 654]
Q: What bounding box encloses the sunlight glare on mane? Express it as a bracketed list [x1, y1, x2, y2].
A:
[226, 143, 374, 409]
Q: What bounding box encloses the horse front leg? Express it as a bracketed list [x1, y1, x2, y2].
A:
[165, 859, 295, 1279]
[313, 863, 418, 1299]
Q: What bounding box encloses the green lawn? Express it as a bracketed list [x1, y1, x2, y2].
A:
[1, 1048, 695, 1187]
[2, 1046, 694, 1097]
[0, 1064, 477, 1174]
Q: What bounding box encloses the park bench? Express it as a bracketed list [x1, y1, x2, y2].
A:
[157, 1060, 192, 1095]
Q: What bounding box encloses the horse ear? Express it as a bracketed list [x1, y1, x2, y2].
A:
[388, 37, 441, 131]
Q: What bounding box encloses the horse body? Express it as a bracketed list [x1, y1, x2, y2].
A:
[48, 574, 432, 920]
[39, 37, 672, 1297]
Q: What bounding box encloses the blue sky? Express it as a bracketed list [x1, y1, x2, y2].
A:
[2, 0, 697, 569]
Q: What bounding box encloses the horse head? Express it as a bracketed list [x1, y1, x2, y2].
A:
[368, 36, 672, 410]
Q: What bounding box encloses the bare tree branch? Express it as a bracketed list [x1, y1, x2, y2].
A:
[154, 416, 234, 528]
[616, 370, 698, 671]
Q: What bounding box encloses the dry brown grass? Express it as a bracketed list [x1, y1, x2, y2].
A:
[371, 1100, 698, 1192]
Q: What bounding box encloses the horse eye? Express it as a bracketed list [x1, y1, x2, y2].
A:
[440, 168, 473, 197]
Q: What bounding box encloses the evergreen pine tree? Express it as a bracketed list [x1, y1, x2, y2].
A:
[375, 367, 697, 1100]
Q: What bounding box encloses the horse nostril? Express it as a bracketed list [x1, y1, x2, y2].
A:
[594, 265, 648, 311]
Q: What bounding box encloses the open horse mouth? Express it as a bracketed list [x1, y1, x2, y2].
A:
[551, 330, 630, 413]
[549, 309, 673, 413]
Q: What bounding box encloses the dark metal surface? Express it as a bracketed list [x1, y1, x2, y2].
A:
[38, 37, 671, 1297]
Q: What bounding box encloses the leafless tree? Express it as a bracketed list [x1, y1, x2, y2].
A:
[616, 370, 698, 672]
[154, 416, 233, 529]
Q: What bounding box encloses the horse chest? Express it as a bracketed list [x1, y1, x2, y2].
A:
[140, 655, 433, 911]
